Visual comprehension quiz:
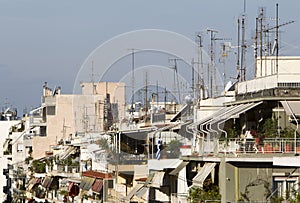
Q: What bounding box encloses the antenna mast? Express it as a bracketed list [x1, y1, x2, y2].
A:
[240, 14, 247, 81]
[145, 72, 148, 119]
[237, 18, 241, 81]
[169, 58, 182, 103]
[207, 29, 230, 96]
[191, 58, 195, 97]
[254, 17, 258, 77]
[197, 34, 204, 99]
[207, 29, 218, 97]
[260, 8, 264, 77]
[128, 48, 137, 114]
[240, 0, 247, 81]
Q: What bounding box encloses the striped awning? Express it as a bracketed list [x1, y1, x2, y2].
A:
[169, 161, 189, 175]
[42, 176, 53, 188]
[92, 179, 103, 193]
[124, 184, 144, 201]
[27, 178, 40, 192]
[149, 171, 165, 188]
[68, 182, 80, 197]
[60, 146, 76, 160]
[192, 163, 216, 188]
[135, 186, 148, 198]
[79, 177, 95, 191]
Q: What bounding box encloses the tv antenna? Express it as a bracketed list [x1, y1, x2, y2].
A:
[169, 58, 182, 104]
[207, 28, 231, 97]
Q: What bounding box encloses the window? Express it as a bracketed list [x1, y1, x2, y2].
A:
[17, 144, 23, 152]
[46, 106, 56, 115]
[278, 83, 300, 88]
[273, 176, 298, 199]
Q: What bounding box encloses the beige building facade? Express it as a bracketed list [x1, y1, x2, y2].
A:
[32, 82, 125, 159]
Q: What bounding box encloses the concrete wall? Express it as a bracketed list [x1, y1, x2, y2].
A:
[32, 94, 104, 159]
[222, 162, 274, 202]
[237, 75, 277, 94]
[256, 56, 300, 78]
[239, 56, 300, 94]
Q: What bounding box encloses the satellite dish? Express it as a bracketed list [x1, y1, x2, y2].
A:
[184, 95, 193, 104]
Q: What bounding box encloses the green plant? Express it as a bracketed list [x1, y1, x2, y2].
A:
[31, 160, 46, 173]
[270, 195, 284, 203]
[59, 189, 68, 196]
[166, 139, 182, 158]
[227, 128, 237, 138]
[261, 118, 278, 138]
[25, 156, 33, 164]
[280, 127, 295, 138]
[82, 193, 88, 200]
[188, 178, 221, 203]
[98, 138, 109, 151]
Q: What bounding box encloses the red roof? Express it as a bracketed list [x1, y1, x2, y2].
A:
[82, 170, 113, 179]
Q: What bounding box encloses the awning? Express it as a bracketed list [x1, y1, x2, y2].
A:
[170, 104, 190, 122]
[135, 186, 148, 198]
[27, 178, 40, 192]
[79, 177, 95, 191]
[124, 183, 144, 201]
[280, 101, 300, 115]
[169, 161, 189, 176]
[68, 182, 74, 191]
[42, 176, 53, 188]
[28, 177, 40, 185]
[149, 171, 165, 188]
[200, 102, 262, 134]
[68, 182, 80, 197]
[192, 163, 216, 187]
[92, 179, 103, 193]
[193, 106, 228, 128]
[144, 173, 155, 187]
[60, 146, 75, 160]
[213, 102, 262, 124]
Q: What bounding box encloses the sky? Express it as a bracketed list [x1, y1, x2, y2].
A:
[0, 0, 300, 114]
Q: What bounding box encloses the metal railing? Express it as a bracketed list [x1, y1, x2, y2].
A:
[217, 138, 300, 154]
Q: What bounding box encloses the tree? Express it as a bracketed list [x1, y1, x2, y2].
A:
[166, 139, 182, 158]
[261, 118, 277, 137]
[188, 178, 221, 203]
[31, 160, 46, 173]
[98, 138, 109, 151]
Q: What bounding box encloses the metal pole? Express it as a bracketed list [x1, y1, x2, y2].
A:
[131, 49, 135, 114]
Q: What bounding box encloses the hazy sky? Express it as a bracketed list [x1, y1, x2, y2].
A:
[0, 0, 299, 114]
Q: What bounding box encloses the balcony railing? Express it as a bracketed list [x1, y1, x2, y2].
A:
[56, 165, 80, 173]
[217, 138, 300, 154]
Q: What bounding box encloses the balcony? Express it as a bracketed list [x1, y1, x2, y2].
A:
[48, 165, 80, 178]
[216, 138, 300, 155]
[29, 117, 46, 127]
[108, 153, 147, 165]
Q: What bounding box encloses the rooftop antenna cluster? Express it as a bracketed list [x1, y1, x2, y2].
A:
[255, 4, 294, 77]
[207, 29, 231, 97]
